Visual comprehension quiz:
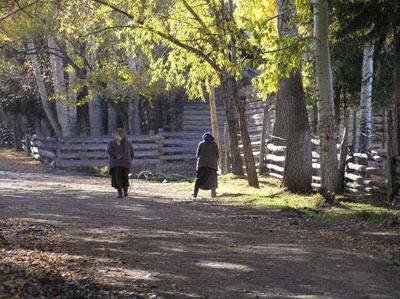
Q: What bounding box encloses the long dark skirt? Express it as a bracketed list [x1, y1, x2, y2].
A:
[110, 167, 130, 189]
[195, 167, 218, 190]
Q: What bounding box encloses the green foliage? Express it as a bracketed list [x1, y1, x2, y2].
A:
[236, 0, 313, 98]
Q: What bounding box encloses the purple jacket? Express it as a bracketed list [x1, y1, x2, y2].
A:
[106, 139, 134, 171]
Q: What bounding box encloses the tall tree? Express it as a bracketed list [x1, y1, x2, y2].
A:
[89, 0, 263, 186]
[28, 41, 63, 136]
[313, 0, 338, 197]
[359, 41, 374, 153]
[48, 36, 79, 137]
[276, 0, 312, 193]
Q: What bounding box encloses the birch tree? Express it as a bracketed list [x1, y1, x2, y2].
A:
[48, 36, 79, 137]
[359, 41, 374, 154]
[28, 41, 63, 136]
[127, 54, 141, 135]
[313, 0, 338, 197]
[87, 45, 105, 136]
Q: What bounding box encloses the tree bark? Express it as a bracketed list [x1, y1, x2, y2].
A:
[259, 101, 271, 174]
[87, 48, 104, 136]
[127, 55, 141, 135]
[272, 89, 287, 146]
[13, 112, 22, 151]
[210, 88, 226, 174]
[108, 102, 118, 135]
[88, 97, 104, 136]
[393, 29, 400, 157]
[352, 108, 357, 151]
[233, 81, 259, 187]
[280, 72, 313, 193]
[128, 98, 141, 135]
[338, 107, 349, 193]
[313, 0, 339, 197]
[276, 0, 312, 193]
[386, 110, 395, 205]
[359, 41, 374, 153]
[48, 36, 79, 137]
[220, 74, 244, 176]
[28, 41, 62, 136]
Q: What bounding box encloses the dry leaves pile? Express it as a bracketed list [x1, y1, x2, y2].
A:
[317, 228, 400, 261]
[0, 219, 141, 298]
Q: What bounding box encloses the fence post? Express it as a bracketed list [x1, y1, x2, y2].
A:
[153, 130, 164, 165]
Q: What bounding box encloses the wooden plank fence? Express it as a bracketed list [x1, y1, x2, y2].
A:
[0, 123, 13, 147]
[22, 132, 201, 169]
[262, 140, 400, 200]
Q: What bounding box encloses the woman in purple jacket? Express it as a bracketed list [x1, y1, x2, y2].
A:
[106, 128, 134, 198]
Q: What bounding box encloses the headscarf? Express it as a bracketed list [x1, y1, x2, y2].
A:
[115, 128, 127, 146]
[202, 132, 215, 142]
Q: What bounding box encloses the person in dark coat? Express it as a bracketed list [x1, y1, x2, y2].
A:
[106, 128, 134, 198]
[193, 132, 219, 198]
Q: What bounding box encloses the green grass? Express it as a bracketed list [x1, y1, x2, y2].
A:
[172, 174, 399, 224]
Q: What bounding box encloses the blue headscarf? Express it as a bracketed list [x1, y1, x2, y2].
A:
[202, 132, 215, 142]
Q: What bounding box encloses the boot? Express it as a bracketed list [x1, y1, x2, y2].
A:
[123, 187, 128, 197]
[211, 188, 217, 198]
[192, 187, 199, 198]
[117, 188, 123, 198]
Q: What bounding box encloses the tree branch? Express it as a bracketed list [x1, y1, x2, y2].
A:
[91, 0, 222, 73]
[0, 0, 41, 22]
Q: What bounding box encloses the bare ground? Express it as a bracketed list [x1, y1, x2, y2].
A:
[0, 150, 399, 298]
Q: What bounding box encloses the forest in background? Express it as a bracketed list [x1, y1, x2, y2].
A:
[0, 0, 399, 201]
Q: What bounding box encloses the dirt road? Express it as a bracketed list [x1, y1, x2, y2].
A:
[0, 151, 399, 298]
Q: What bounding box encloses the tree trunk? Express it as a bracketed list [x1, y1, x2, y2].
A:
[259, 101, 271, 174]
[88, 97, 104, 136]
[224, 122, 231, 173]
[48, 36, 79, 137]
[210, 88, 226, 174]
[13, 112, 22, 151]
[127, 55, 141, 135]
[338, 106, 349, 193]
[128, 98, 141, 135]
[393, 30, 400, 157]
[220, 75, 244, 176]
[108, 102, 118, 135]
[280, 72, 313, 193]
[387, 110, 395, 205]
[28, 41, 62, 136]
[87, 48, 104, 136]
[40, 117, 52, 137]
[276, 0, 312, 193]
[359, 41, 374, 153]
[272, 89, 287, 146]
[312, 104, 318, 136]
[313, 0, 339, 197]
[352, 108, 357, 151]
[233, 81, 259, 187]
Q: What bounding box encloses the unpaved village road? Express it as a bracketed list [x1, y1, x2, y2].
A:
[0, 155, 399, 298]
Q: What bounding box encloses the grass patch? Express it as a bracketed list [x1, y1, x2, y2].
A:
[171, 174, 399, 224]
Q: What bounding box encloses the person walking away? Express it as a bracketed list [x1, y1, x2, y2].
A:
[193, 132, 219, 198]
[106, 128, 134, 198]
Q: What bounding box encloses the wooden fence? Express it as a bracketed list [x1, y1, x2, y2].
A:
[0, 123, 13, 147]
[263, 141, 400, 200]
[22, 132, 201, 169]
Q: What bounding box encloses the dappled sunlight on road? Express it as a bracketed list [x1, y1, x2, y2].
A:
[1, 169, 400, 298]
